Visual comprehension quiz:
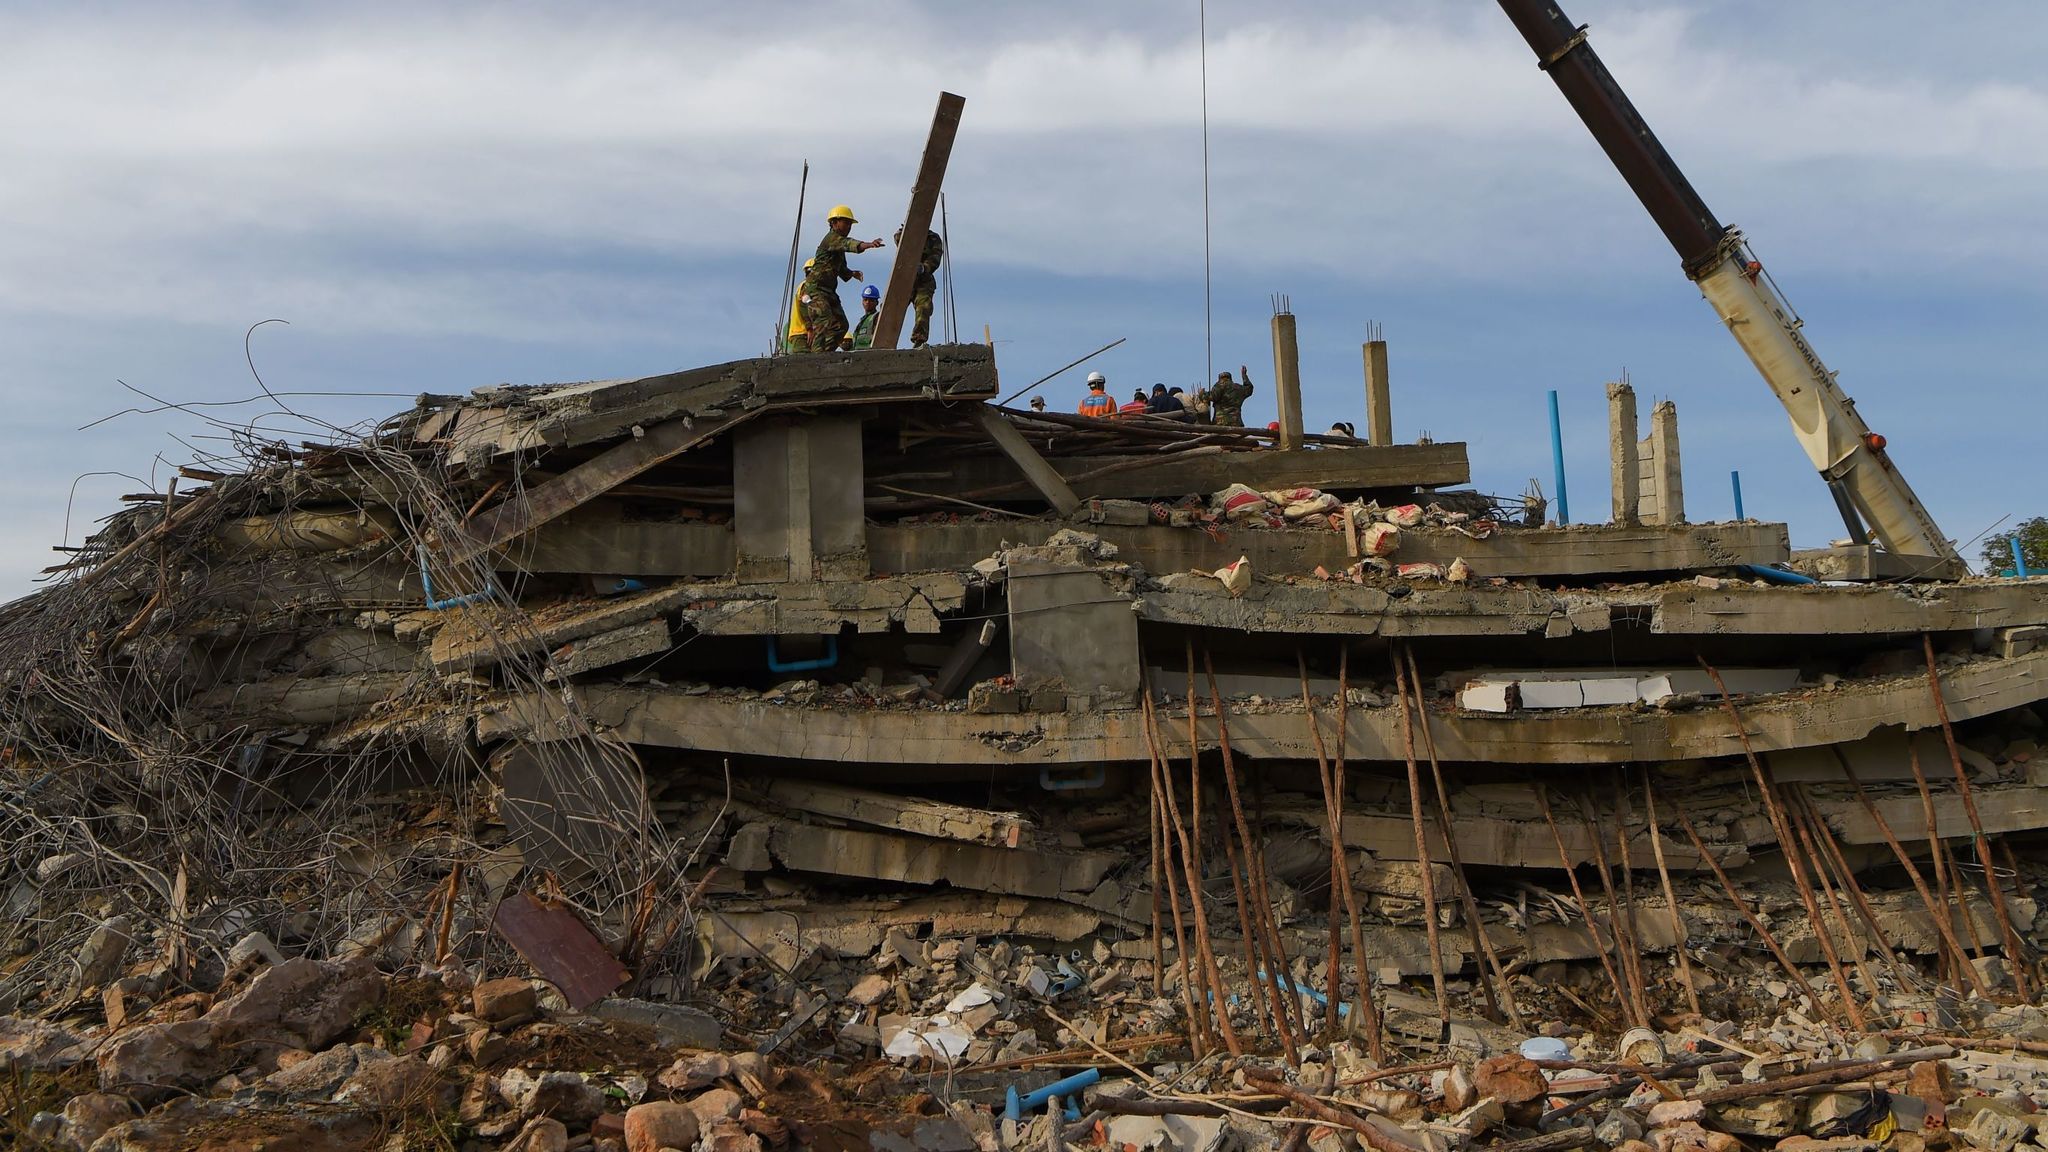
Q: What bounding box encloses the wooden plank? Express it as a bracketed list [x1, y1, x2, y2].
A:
[872, 92, 965, 350]
[969, 404, 1080, 515]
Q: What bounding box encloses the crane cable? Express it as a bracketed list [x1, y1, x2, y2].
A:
[1199, 0, 1214, 386]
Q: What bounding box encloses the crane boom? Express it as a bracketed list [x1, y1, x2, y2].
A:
[1496, 0, 1958, 565]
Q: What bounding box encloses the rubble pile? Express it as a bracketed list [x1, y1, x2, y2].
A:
[11, 911, 2048, 1151]
[5, 345, 2048, 1148]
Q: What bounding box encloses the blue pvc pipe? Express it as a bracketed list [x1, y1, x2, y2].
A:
[1006, 1068, 1100, 1122]
[417, 545, 496, 611]
[1740, 563, 1818, 586]
[1548, 390, 1569, 525]
[1260, 969, 1351, 1018]
[1731, 470, 1745, 520]
[2015, 537, 2031, 579]
[765, 635, 839, 673]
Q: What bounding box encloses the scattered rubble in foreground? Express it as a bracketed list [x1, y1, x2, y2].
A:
[5, 344, 2048, 1148]
[9, 917, 2048, 1152]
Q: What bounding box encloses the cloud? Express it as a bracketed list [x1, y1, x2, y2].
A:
[0, 1, 2044, 593]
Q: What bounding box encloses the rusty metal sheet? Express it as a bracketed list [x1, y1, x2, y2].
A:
[492, 891, 630, 1010]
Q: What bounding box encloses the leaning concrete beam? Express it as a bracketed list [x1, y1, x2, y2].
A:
[969, 405, 1079, 516]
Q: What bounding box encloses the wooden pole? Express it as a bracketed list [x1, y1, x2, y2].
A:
[1795, 787, 1915, 995]
[872, 92, 965, 350]
[1831, 754, 1989, 999]
[1698, 658, 1866, 1031]
[1641, 774, 1702, 1017]
[1332, 648, 1388, 1059]
[1298, 651, 1342, 1036]
[1787, 793, 1887, 1021]
[1147, 690, 1240, 1056]
[1401, 647, 1521, 1029]
[1391, 650, 1450, 1031]
[1575, 789, 1649, 1029]
[1206, 651, 1302, 1065]
[1535, 785, 1629, 1018]
[1924, 634, 2032, 1001]
[1667, 796, 1835, 1023]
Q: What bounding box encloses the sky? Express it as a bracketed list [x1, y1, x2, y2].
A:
[2, 0, 2044, 596]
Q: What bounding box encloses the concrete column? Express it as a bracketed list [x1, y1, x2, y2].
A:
[1363, 339, 1393, 447]
[733, 416, 869, 583]
[1271, 310, 1304, 449]
[1649, 399, 1684, 525]
[1607, 381, 1640, 526]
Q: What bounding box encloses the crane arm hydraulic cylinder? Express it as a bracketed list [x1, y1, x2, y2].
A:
[1494, 0, 1958, 563]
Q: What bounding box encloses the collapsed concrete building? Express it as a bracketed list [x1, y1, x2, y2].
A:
[6, 336, 2048, 1062]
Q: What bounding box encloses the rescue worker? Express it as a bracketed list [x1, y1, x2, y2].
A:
[1119, 389, 1151, 417]
[894, 226, 945, 347]
[1078, 372, 1116, 417]
[1209, 365, 1255, 427]
[1028, 395, 1048, 413]
[1147, 383, 1186, 419]
[802, 205, 884, 353]
[784, 259, 815, 353]
[847, 283, 882, 350]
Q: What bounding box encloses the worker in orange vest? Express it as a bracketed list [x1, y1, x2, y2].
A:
[1077, 372, 1116, 418]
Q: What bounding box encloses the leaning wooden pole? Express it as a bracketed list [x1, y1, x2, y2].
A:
[1391, 649, 1450, 1030]
[1401, 647, 1521, 1029]
[1576, 790, 1649, 1029]
[1142, 692, 1206, 1059]
[1534, 785, 1628, 1015]
[1698, 657, 1867, 1032]
[1148, 690, 1241, 1056]
[872, 92, 965, 350]
[1788, 794, 1888, 1020]
[1332, 648, 1388, 1059]
[1668, 795, 1837, 1025]
[1795, 786, 1915, 994]
[1832, 754, 1990, 999]
[1641, 774, 1702, 1017]
[1206, 651, 1302, 1065]
[1924, 634, 2033, 1001]
[1298, 651, 1343, 1036]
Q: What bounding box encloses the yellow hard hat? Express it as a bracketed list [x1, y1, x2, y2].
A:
[804, 258, 814, 269]
[827, 204, 858, 223]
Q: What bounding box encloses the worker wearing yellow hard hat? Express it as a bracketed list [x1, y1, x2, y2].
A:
[798, 205, 885, 353]
[784, 259, 815, 353]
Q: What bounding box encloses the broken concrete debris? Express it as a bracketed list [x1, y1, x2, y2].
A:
[4, 344, 2048, 1149]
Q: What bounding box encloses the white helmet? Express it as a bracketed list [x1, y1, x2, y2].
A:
[1086, 371, 1106, 386]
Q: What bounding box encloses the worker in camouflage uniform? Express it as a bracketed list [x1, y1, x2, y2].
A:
[895, 226, 945, 347]
[801, 205, 885, 353]
[1209, 365, 1255, 427]
[848, 284, 882, 350]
